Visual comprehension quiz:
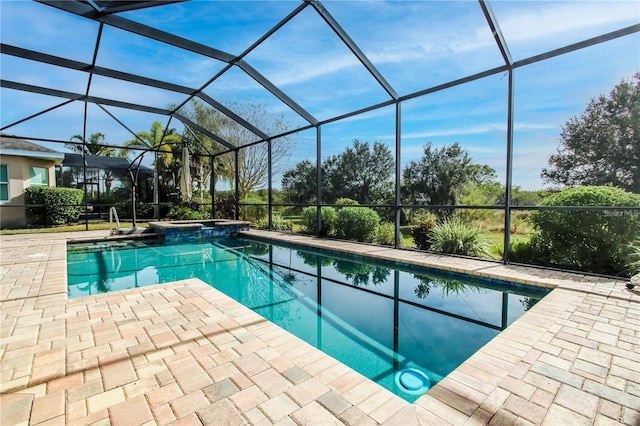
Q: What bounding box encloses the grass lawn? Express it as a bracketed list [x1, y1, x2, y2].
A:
[0, 222, 149, 235]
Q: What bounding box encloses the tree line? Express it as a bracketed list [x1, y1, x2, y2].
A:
[63, 73, 638, 207]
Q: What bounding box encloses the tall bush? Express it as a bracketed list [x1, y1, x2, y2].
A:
[302, 206, 337, 236]
[335, 207, 380, 242]
[25, 187, 84, 225]
[529, 186, 640, 276]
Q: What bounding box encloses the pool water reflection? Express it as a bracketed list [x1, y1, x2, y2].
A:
[67, 237, 549, 402]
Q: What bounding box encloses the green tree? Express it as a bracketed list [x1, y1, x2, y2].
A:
[66, 132, 126, 194]
[66, 132, 116, 157]
[323, 140, 394, 204]
[282, 160, 317, 205]
[179, 99, 232, 196]
[282, 140, 394, 206]
[542, 73, 640, 193]
[125, 121, 182, 216]
[179, 99, 293, 200]
[402, 142, 486, 207]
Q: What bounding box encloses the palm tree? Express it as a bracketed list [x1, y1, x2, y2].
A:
[66, 132, 117, 156]
[125, 121, 181, 218]
[66, 132, 123, 196]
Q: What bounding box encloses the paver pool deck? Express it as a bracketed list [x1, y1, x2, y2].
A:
[1, 229, 638, 425]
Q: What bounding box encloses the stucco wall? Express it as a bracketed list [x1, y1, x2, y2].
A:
[0, 154, 57, 229]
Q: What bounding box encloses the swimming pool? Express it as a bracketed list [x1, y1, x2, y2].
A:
[67, 237, 549, 402]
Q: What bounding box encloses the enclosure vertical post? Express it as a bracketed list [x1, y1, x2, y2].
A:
[82, 102, 89, 231]
[269, 246, 275, 319]
[502, 70, 515, 264]
[152, 158, 159, 219]
[210, 154, 216, 219]
[393, 270, 400, 370]
[316, 126, 322, 237]
[501, 292, 509, 329]
[317, 262, 323, 349]
[395, 102, 402, 248]
[234, 150, 240, 220]
[268, 139, 273, 229]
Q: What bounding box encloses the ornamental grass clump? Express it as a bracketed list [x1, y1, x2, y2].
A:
[626, 237, 640, 276]
[429, 217, 489, 256]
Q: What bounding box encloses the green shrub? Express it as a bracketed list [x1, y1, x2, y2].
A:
[530, 186, 640, 276]
[192, 190, 212, 205]
[376, 222, 396, 245]
[411, 216, 437, 250]
[507, 238, 537, 263]
[255, 213, 293, 231]
[113, 201, 157, 220]
[25, 187, 84, 225]
[335, 198, 360, 207]
[302, 206, 337, 236]
[214, 195, 236, 219]
[335, 207, 380, 242]
[239, 197, 267, 223]
[429, 217, 489, 256]
[168, 204, 207, 220]
[407, 209, 436, 226]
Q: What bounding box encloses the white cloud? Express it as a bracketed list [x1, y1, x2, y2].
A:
[393, 122, 557, 140]
[496, 1, 639, 46]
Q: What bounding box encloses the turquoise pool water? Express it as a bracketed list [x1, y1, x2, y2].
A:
[67, 237, 549, 402]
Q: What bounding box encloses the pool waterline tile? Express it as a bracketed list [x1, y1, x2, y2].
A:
[0, 229, 638, 425]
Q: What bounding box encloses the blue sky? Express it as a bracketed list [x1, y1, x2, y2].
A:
[1, 0, 639, 190]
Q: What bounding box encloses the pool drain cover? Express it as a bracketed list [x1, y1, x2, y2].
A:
[394, 368, 430, 395]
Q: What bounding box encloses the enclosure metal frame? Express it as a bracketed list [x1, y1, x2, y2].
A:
[1, 0, 639, 274]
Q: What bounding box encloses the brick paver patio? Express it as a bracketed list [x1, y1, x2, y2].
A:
[1, 230, 638, 425]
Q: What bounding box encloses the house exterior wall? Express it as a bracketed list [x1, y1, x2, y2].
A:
[0, 154, 57, 229]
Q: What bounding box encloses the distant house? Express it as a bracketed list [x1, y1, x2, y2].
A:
[0, 135, 65, 228]
[57, 153, 153, 216]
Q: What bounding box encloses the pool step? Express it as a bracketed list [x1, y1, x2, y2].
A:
[112, 226, 154, 236]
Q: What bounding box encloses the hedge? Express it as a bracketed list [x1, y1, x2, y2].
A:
[529, 186, 640, 276]
[25, 186, 84, 225]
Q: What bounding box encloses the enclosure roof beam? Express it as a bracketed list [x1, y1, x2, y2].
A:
[38, 1, 237, 63]
[172, 113, 236, 151]
[478, 0, 512, 67]
[1, 80, 171, 115]
[39, 0, 318, 127]
[513, 24, 640, 68]
[196, 93, 270, 141]
[1, 44, 195, 95]
[399, 65, 510, 102]
[1, 43, 274, 142]
[235, 60, 319, 126]
[94, 1, 187, 15]
[309, 0, 398, 100]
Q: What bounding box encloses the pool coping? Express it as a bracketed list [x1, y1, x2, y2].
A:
[1, 230, 639, 425]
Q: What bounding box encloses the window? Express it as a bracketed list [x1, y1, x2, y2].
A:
[0, 165, 8, 201]
[29, 166, 48, 186]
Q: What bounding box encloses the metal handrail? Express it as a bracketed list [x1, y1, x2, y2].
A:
[109, 206, 120, 234]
